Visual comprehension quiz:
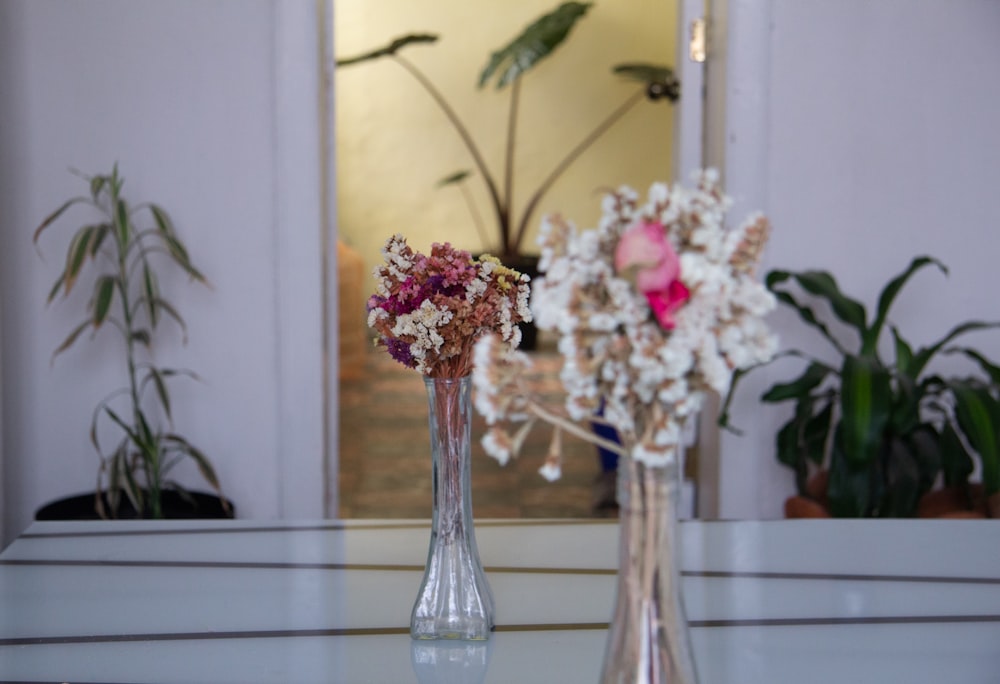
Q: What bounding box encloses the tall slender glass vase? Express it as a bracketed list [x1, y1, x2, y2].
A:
[600, 454, 699, 683]
[411, 376, 495, 640]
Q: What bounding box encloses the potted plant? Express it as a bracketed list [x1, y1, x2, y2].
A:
[336, 2, 678, 345]
[722, 255, 1000, 518]
[33, 164, 231, 520]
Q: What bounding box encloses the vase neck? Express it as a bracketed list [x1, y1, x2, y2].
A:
[424, 376, 473, 532]
[616, 453, 682, 513]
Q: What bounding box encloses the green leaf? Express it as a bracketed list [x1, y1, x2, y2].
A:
[335, 33, 438, 67]
[104, 406, 140, 444]
[863, 256, 946, 356]
[940, 420, 974, 488]
[951, 381, 1000, 495]
[114, 198, 130, 246]
[909, 320, 1000, 379]
[89, 174, 108, 200]
[906, 424, 942, 495]
[878, 436, 921, 517]
[802, 400, 834, 466]
[437, 170, 472, 187]
[479, 2, 592, 89]
[164, 434, 223, 493]
[163, 235, 206, 282]
[612, 63, 679, 101]
[32, 196, 89, 244]
[143, 265, 159, 327]
[766, 271, 846, 354]
[62, 224, 98, 295]
[52, 319, 93, 360]
[838, 355, 892, 466]
[91, 275, 117, 327]
[148, 204, 176, 238]
[89, 223, 111, 257]
[945, 346, 1000, 385]
[47, 273, 66, 304]
[144, 367, 172, 420]
[891, 326, 913, 377]
[826, 432, 873, 517]
[760, 362, 832, 403]
[792, 269, 867, 338]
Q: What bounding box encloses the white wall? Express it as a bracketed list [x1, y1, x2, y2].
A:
[707, 0, 1000, 518]
[0, 0, 331, 545]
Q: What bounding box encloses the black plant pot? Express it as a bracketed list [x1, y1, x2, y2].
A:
[35, 490, 235, 521]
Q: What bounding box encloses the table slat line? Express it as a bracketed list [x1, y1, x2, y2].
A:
[6, 614, 1000, 648]
[3, 558, 999, 585]
[16, 519, 613, 540]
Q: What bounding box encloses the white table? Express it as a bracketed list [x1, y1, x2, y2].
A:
[1, 519, 999, 683]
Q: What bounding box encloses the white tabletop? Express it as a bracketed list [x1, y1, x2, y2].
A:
[1, 518, 999, 683]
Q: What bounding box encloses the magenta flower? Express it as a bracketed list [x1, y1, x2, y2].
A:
[614, 220, 690, 329]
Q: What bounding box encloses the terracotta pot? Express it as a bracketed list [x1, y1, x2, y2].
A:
[917, 484, 986, 519]
[784, 495, 831, 519]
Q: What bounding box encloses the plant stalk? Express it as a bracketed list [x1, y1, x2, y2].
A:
[393, 54, 506, 245]
[513, 87, 647, 254]
[502, 79, 521, 255]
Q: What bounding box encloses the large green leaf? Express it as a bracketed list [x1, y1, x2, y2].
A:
[479, 2, 592, 89]
[863, 256, 946, 356]
[335, 33, 438, 67]
[838, 355, 892, 466]
[951, 381, 1000, 495]
[760, 362, 832, 403]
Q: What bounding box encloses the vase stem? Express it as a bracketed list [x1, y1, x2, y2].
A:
[600, 456, 699, 683]
[411, 376, 495, 640]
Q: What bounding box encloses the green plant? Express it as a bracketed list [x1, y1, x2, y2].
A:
[335, 1, 678, 260]
[34, 164, 225, 519]
[721, 256, 1000, 518]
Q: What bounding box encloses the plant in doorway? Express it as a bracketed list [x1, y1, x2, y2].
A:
[34, 164, 230, 520]
[336, 2, 679, 347]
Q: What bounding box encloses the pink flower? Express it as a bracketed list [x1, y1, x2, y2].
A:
[615, 220, 690, 329]
[645, 281, 690, 330]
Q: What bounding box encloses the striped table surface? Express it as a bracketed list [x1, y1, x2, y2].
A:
[1, 518, 999, 683]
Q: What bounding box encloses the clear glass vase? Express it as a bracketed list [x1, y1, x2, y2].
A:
[600, 455, 699, 684]
[411, 376, 495, 640]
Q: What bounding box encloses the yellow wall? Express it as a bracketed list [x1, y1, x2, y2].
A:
[335, 0, 677, 315]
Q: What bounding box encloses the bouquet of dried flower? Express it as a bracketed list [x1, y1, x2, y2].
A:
[472, 170, 778, 478]
[367, 235, 532, 378]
